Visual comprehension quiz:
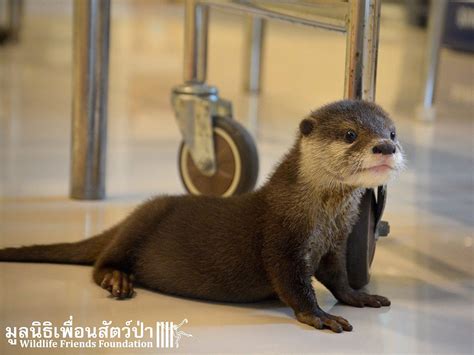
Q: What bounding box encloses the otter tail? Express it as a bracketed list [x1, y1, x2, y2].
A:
[0, 225, 119, 265]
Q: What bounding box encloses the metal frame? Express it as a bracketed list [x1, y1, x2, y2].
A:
[172, 0, 382, 178]
[243, 17, 266, 93]
[7, 0, 22, 41]
[71, 0, 382, 199]
[242, 0, 381, 98]
[344, 0, 381, 101]
[70, 0, 110, 200]
[201, 0, 348, 32]
[0, 0, 23, 43]
[183, 0, 209, 84]
[420, 0, 448, 120]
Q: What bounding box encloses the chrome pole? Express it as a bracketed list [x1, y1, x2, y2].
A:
[362, 0, 381, 101]
[344, 0, 381, 101]
[70, 0, 110, 200]
[422, 0, 447, 112]
[7, 0, 22, 41]
[344, 0, 384, 253]
[183, 0, 209, 84]
[243, 16, 266, 93]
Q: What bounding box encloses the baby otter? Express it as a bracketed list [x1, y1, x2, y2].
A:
[0, 100, 404, 333]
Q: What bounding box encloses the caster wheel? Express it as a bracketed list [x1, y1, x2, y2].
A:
[178, 116, 259, 197]
[346, 189, 378, 290]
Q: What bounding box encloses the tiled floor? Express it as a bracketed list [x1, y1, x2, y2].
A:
[0, 1, 473, 354]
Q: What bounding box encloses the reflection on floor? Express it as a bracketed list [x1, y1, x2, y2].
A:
[0, 0, 473, 354]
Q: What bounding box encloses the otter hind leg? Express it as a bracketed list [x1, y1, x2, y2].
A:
[92, 197, 172, 300]
[92, 238, 135, 300]
[92, 236, 136, 300]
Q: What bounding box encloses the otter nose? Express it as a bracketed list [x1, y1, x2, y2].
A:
[372, 142, 396, 155]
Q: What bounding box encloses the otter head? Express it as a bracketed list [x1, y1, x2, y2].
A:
[298, 100, 404, 189]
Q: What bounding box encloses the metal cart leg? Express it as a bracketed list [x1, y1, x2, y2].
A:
[173, 0, 220, 176]
[183, 0, 209, 84]
[70, 0, 110, 200]
[344, 0, 384, 289]
[419, 0, 448, 120]
[7, 0, 22, 41]
[0, 0, 23, 43]
[173, 1, 260, 196]
[344, 0, 381, 101]
[243, 17, 266, 93]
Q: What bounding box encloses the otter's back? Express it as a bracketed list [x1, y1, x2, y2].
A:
[133, 194, 274, 302]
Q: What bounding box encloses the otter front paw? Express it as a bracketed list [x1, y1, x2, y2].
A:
[338, 291, 390, 308]
[296, 310, 353, 333]
[100, 270, 135, 299]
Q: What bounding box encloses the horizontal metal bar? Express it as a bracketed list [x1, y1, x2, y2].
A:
[199, 0, 348, 33]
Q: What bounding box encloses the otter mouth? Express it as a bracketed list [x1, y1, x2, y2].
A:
[360, 164, 394, 174]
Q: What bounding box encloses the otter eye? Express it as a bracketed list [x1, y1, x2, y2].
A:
[390, 131, 396, 140]
[344, 130, 357, 144]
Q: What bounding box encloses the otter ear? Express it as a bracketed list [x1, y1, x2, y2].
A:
[299, 119, 315, 136]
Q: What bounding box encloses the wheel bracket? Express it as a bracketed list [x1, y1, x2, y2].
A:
[171, 84, 232, 176]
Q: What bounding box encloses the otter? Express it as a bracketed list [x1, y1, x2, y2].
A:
[0, 100, 404, 333]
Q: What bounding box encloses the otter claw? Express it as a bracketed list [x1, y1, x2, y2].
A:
[339, 291, 391, 308]
[296, 310, 353, 333]
[100, 270, 134, 299]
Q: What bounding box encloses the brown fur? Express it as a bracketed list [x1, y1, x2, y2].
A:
[0, 100, 404, 333]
